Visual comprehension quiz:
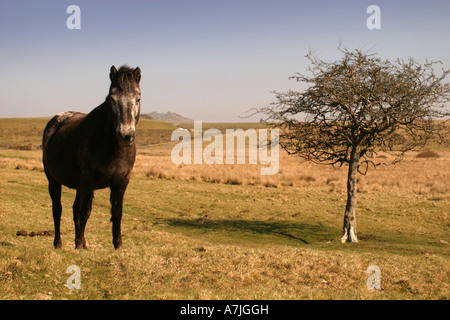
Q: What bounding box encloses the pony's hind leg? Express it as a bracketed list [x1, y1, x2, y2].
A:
[72, 191, 80, 242]
[74, 181, 93, 249]
[48, 177, 62, 249]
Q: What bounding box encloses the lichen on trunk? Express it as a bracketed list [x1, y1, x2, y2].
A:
[341, 146, 359, 243]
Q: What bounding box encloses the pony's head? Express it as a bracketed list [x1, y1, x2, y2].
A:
[108, 65, 141, 146]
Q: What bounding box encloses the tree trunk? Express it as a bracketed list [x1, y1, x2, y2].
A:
[341, 146, 359, 243]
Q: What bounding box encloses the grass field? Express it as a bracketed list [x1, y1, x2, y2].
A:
[0, 118, 449, 300]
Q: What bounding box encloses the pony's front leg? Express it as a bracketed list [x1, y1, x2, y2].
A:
[110, 184, 127, 249]
[74, 180, 93, 249]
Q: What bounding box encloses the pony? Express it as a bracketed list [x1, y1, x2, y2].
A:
[42, 65, 141, 249]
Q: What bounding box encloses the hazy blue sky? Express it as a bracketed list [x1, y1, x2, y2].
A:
[0, 0, 449, 121]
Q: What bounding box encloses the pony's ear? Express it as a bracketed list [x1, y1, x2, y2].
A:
[110, 65, 118, 82]
[134, 67, 141, 83]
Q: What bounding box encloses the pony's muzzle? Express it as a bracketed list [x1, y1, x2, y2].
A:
[118, 130, 135, 145]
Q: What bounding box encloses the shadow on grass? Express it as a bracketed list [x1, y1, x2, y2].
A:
[161, 218, 447, 256]
[163, 218, 339, 245]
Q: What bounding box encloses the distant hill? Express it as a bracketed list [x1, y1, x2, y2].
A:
[142, 111, 193, 123]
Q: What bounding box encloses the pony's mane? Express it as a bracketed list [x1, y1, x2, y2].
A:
[112, 65, 139, 91]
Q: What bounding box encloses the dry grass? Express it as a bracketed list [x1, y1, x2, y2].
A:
[0, 150, 44, 171]
[133, 146, 450, 196]
[0, 118, 449, 300]
[5, 145, 449, 196]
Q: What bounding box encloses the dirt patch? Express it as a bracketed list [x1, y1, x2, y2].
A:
[416, 150, 440, 158]
[357, 232, 382, 241]
[0, 242, 15, 247]
[16, 230, 54, 237]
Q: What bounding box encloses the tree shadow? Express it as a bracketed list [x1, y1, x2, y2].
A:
[163, 218, 339, 245]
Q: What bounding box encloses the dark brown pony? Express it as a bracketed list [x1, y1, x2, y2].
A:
[42, 65, 141, 249]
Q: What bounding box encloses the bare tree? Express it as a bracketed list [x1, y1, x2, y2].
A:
[257, 48, 450, 243]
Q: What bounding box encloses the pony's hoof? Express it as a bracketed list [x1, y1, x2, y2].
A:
[113, 242, 122, 250]
[75, 240, 88, 249]
[54, 239, 62, 249]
